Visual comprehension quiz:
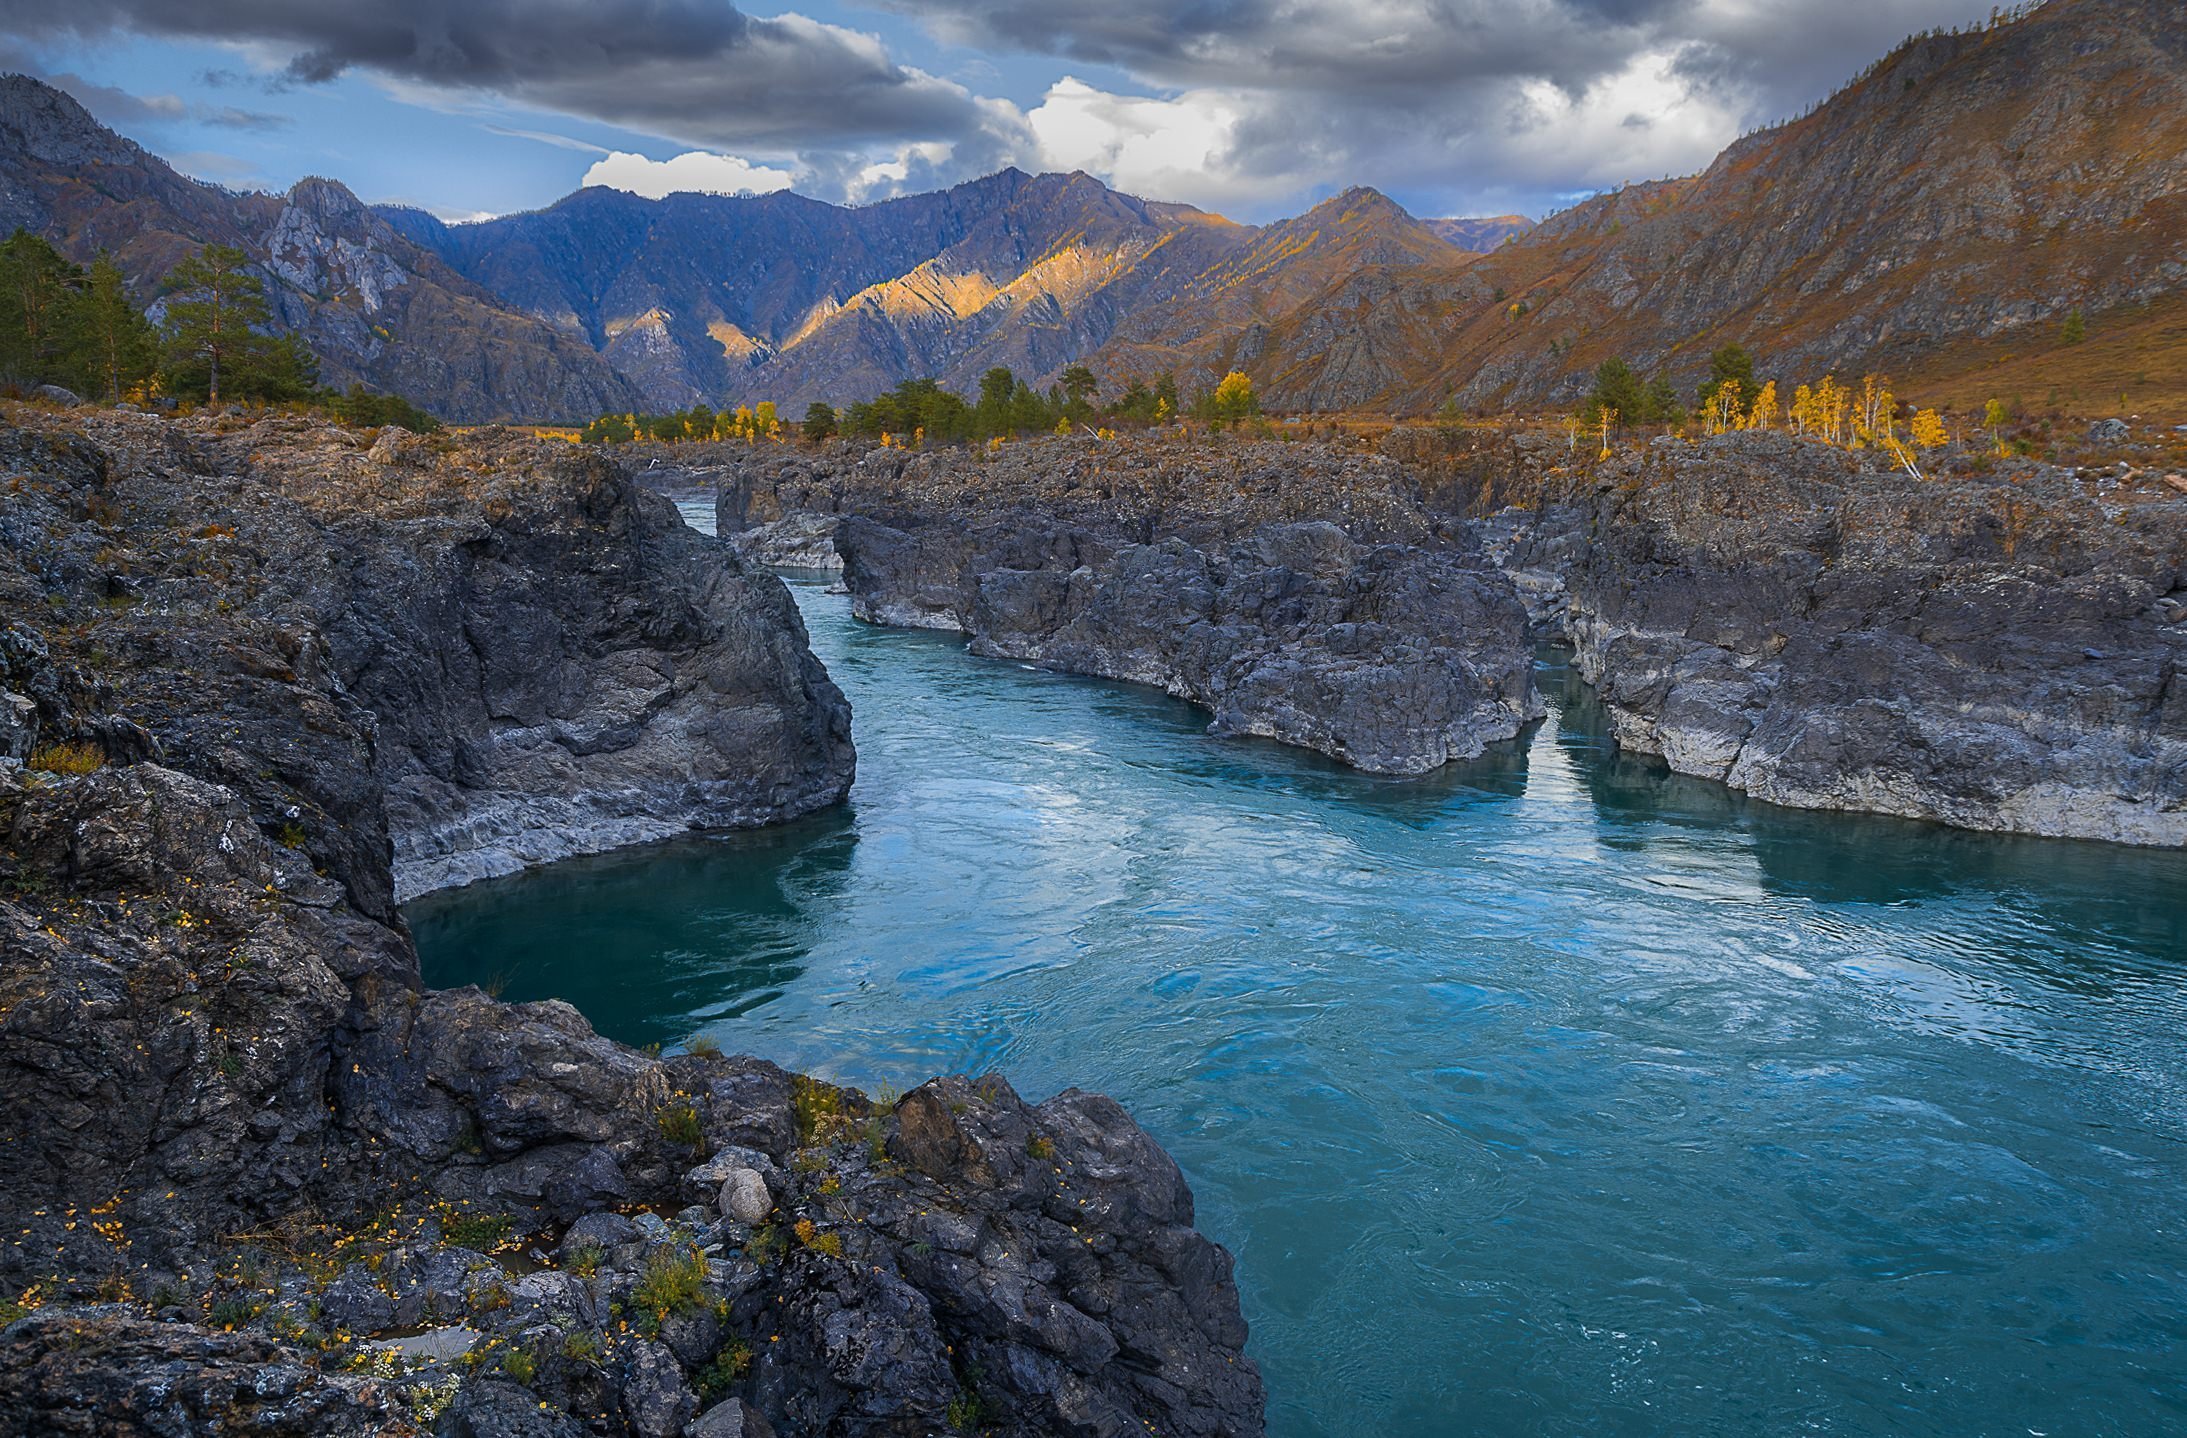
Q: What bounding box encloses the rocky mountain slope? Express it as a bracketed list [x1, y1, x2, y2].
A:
[0, 406, 1261, 1435]
[1423, 216, 1534, 253]
[0, 75, 646, 423]
[389, 171, 1464, 410]
[1139, 0, 2187, 412]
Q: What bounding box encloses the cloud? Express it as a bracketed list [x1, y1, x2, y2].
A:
[1026, 79, 1275, 210]
[4, 0, 1015, 159]
[581, 149, 794, 199]
[886, 0, 2000, 214]
[2, 0, 2003, 214]
[482, 123, 609, 155]
[40, 68, 290, 132]
[43, 70, 186, 125]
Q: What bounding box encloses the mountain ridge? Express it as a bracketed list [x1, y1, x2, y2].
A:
[1179, 0, 2187, 412]
[5, 0, 2180, 420]
[0, 74, 646, 423]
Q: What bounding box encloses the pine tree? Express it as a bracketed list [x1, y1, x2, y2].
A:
[160, 244, 312, 404]
[0, 230, 85, 386]
[75, 255, 156, 400]
[802, 402, 836, 442]
[1587, 359, 1644, 428]
[1059, 364, 1098, 422]
[1696, 343, 1756, 409]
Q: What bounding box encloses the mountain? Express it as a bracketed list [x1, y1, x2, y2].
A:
[387, 173, 1462, 409]
[1424, 216, 1534, 252]
[1083, 187, 1471, 392]
[1148, 0, 2187, 413]
[0, 75, 645, 423]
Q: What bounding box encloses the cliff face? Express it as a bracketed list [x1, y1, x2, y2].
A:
[717, 437, 1542, 775]
[1398, 426, 2187, 845]
[0, 407, 1262, 1436]
[0, 75, 647, 423]
[219, 424, 858, 899]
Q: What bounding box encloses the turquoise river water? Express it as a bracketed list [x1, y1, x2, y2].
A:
[411, 561, 2187, 1438]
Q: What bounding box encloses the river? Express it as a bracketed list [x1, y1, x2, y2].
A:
[411, 559, 2187, 1438]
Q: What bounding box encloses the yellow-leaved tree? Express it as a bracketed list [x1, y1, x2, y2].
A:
[1746, 381, 1779, 430]
[1909, 408, 1949, 449]
[1213, 371, 1257, 425]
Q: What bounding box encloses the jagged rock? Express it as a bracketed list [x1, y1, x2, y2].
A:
[689, 1398, 777, 1438]
[2089, 417, 2132, 443]
[0, 403, 1263, 1437]
[0, 1309, 408, 1435]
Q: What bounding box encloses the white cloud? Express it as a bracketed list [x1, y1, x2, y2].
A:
[1027, 78, 1288, 208]
[1500, 45, 1749, 190]
[581, 149, 796, 199]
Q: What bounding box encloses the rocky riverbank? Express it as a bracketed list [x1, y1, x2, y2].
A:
[0, 409, 1264, 1436]
[717, 439, 1542, 775]
[1400, 426, 2187, 846]
[712, 427, 2184, 845]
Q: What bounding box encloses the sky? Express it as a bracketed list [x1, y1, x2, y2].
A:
[0, 0, 2006, 225]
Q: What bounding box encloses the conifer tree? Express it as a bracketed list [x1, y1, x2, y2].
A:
[76, 255, 156, 401]
[0, 229, 84, 386]
[160, 244, 312, 404]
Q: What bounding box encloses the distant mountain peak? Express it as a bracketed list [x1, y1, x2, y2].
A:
[0, 72, 145, 170]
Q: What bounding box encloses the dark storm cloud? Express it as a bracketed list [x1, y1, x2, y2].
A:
[0, 0, 1005, 154]
[891, 0, 1998, 212]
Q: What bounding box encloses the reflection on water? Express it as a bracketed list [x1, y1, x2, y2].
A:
[410, 812, 856, 1049]
[411, 578, 2187, 1438]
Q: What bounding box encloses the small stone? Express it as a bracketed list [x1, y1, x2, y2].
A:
[718, 1168, 770, 1225]
[687, 1398, 775, 1438]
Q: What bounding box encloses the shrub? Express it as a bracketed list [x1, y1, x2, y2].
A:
[656, 1101, 703, 1148]
[694, 1338, 752, 1401]
[632, 1245, 709, 1318]
[790, 1075, 845, 1145]
[27, 742, 104, 776]
[500, 1345, 536, 1384]
[793, 1218, 843, 1259]
[439, 1207, 514, 1252]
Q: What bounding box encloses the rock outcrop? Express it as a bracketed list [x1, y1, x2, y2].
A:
[719, 438, 1541, 775]
[1409, 426, 2187, 845]
[0, 407, 1263, 1435]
